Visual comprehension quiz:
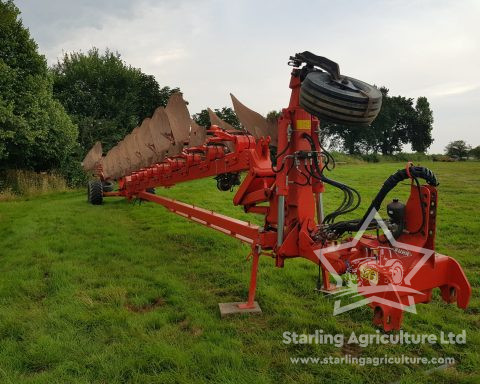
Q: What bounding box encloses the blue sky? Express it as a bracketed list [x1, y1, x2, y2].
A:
[15, 0, 480, 152]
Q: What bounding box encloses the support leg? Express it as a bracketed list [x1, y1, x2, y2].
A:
[315, 264, 343, 294]
[238, 250, 260, 309]
[218, 248, 262, 317]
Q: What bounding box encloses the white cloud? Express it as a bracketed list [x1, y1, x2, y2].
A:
[16, 0, 480, 152]
[426, 84, 479, 98]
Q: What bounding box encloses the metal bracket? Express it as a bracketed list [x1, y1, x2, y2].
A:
[290, 51, 341, 80]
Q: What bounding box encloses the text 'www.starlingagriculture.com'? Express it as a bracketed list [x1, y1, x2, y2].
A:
[290, 355, 455, 366]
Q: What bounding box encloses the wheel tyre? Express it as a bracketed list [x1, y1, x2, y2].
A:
[102, 181, 114, 192]
[146, 188, 155, 194]
[88, 180, 103, 205]
[300, 71, 382, 126]
[87, 182, 91, 203]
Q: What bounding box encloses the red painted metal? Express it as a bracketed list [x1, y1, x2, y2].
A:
[102, 191, 121, 197]
[137, 191, 263, 244]
[101, 70, 471, 330]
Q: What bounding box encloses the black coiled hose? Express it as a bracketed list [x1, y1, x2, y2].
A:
[358, 166, 438, 226]
[328, 166, 439, 236]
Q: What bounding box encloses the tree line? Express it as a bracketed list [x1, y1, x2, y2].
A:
[321, 87, 433, 155]
[0, 1, 76, 174]
[445, 140, 480, 160]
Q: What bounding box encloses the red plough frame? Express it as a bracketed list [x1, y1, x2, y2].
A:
[98, 67, 471, 331]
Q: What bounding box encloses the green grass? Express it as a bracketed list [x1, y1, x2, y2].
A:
[0, 162, 478, 384]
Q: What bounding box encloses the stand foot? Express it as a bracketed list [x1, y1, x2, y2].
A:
[218, 301, 262, 318]
[314, 286, 346, 295]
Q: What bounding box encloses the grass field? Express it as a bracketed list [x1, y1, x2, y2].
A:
[0, 162, 478, 384]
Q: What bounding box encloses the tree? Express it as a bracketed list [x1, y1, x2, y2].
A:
[321, 88, 433, 156]
[321, 122, 371, 155]
[409, 96, 434, 153]
[445, 140, 471, 159]
[368, 88, 415, 155]
[51, 48, 179, 153]
[0, 0, 77, 171]
[470, 145, 480, 160]
[266, 110, 281, 120]
[193, 107, 241, 129]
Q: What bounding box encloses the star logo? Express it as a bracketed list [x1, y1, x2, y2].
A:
[314, 208, 435, 316]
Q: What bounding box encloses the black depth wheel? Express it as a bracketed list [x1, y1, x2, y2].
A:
[87, 182, 91, 202]
[300, 71, 382, 126]
[102, 181, 114, 192]
[88, 180, 103, 205]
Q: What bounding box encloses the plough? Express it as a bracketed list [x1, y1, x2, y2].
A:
[82, 52, 471, 330]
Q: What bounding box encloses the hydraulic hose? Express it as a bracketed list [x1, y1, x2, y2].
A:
[358, 166, 438, 227]
[328, 166, 438, 236]
[302, 133, 361, 223]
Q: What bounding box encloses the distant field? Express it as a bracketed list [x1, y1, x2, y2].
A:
[0, 162, 478, 384]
